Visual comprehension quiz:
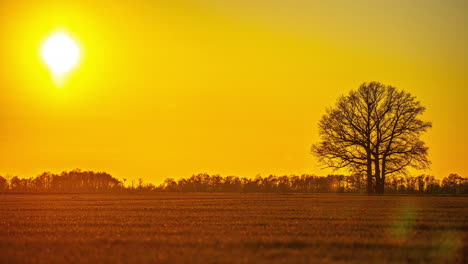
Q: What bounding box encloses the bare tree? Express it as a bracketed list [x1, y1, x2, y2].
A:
[312, 82, 431, 194]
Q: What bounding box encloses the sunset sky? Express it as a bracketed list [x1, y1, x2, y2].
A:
[1, 0, 467, 183]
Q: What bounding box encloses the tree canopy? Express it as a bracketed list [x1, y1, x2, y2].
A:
[312, 82, 431, 194]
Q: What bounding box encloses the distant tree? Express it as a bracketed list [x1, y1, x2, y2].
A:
[347, 173, 366, 193]
[405, 175, 418, 193]
[312, 82, 431, 194]
[424, 175, 440, 194]
[138, 178, 144, 190]
[0, 176, 8, 192]
[163, 178, 177, 191]
[416, 175, 426, 193]
[441, 174, 467, 194]
[10, 177, 21, 191]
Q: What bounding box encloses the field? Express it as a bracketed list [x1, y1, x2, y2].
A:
[1, 194, 467, 264]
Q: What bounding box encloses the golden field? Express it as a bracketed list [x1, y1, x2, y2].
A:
[1, 194, 466, 264]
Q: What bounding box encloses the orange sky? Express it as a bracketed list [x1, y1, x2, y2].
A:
[1, 0, 467, 183]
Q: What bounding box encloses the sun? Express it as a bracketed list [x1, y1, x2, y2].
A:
[41, 33, 80, 76]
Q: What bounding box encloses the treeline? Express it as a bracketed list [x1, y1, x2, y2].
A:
[1, 170, 467, 194]
[0, 169, 122, 193]
[159, 173, 468, 194]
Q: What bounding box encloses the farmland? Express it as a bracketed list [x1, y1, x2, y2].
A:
[0, 194, 467, 264]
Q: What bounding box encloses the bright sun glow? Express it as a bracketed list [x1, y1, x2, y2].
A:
[41, 33, 80, 75]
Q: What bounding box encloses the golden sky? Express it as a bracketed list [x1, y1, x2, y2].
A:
[1, 0, 467, 183]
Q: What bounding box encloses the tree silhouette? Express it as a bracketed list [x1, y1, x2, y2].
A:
[1, 171, 467, 194]
[312, 82, 431, 194]
[442, 173, 467, 194]
[0, 176, 8, 192]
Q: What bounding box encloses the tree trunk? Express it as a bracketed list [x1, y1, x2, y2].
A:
[378, 158, 387, 194]
[378, 175, 385, 193]
[366, 150, 373, 194]
[374, 154, 382, 194]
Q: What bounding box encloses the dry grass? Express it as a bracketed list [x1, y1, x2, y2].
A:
[0, 193, 467, 264]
